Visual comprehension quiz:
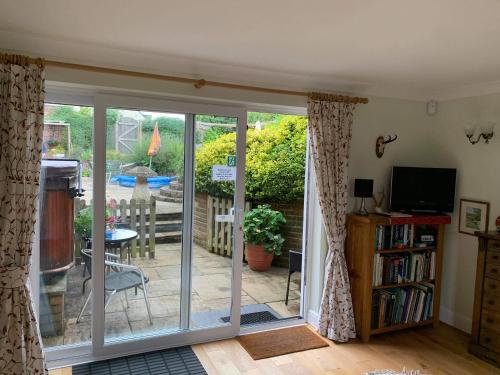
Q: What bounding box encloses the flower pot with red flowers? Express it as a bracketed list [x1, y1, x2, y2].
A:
[243, 204, 286, 272]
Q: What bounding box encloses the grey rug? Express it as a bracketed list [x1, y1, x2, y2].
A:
[72, 346, 207, 375]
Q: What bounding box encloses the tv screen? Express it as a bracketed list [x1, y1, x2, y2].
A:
[390, 166, 457, 213]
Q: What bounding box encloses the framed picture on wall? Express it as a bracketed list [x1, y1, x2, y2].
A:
[459, 199, 490, 236]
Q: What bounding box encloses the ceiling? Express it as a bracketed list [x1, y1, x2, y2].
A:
[2, 0, 500, 100]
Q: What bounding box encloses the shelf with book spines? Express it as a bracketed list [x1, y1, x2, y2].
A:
[372, 279, 435, 290]
[370, 319, 434, 334]
[347, 214, 449, 341]
[375, 246, 435, 254]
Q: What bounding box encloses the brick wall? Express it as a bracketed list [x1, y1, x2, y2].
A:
[193, 192, 304, 268]
[193, 193, 208, 248]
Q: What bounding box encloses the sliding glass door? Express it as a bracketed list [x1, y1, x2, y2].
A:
[92, 95, 246, 357]
[38, 94, 246, 364]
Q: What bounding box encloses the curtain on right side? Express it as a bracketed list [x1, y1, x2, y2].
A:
[307, 97, 357, 342]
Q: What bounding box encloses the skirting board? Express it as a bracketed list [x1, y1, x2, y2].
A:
[439, 305, 472, 334]
[307, 309, 319, 329]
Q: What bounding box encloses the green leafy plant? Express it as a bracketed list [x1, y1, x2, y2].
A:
[74, 207, 92, 239]
[243, 204, 286, 255]
[195, 115, 307, 202]
[126, 134, 184, 176]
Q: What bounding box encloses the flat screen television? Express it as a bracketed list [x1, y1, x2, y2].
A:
[390, 166, 457, 213]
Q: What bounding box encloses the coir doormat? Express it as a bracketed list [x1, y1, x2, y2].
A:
[72, 346, 207, 375]
[236, 325, 329, 360]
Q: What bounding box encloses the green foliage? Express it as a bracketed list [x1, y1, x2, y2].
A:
[202, 126, 233, 144]
[194, 115, 307, 202]
[74, 207, 92, 239]
[243, 204, 286, 255]
[106, 149, 126, 161]
[47, 105, 93, 153]
[126, 134, 184, 176]
[142, 116, 185, 137]
[247, 112, 283, 124]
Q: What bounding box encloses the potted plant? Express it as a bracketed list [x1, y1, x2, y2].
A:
[74, 207, 92, 242]
[243, 204, 286, 272]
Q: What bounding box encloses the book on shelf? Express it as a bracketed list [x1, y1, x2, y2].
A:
[371, 283, 434, 329]
[374, 224, 415, 250]
[372, 251, 436, 287]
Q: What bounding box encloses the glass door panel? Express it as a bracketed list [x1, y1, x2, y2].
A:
[190, 115, 239, 329]
[38, 103, 94, 348]
[103, 108, 185, 341]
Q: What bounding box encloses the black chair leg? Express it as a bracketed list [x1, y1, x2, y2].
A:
[285, 271, 292, 305]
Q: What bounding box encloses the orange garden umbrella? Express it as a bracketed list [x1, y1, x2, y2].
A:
[147, 122, 161, 168]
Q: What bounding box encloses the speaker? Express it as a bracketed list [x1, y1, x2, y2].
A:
[354, 179, 373, 198]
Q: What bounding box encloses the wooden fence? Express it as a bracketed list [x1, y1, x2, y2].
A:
[206, 196, 250, 257]
[75, 196, 156, 259]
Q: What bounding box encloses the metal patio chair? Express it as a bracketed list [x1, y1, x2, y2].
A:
[285, 249, 302, 305]
[77, 248, 153, 324]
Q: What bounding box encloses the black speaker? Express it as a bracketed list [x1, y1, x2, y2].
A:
[354, 179, 373, 198]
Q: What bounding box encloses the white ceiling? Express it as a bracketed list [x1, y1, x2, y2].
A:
[2, 0, 500, 100]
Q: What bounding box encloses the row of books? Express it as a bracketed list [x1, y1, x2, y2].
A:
[371, 283, 434, 329]
[372, 251, 436, 286]
[375, 224, 414, 250]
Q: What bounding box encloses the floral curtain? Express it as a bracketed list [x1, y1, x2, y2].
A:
[308, 96, 357, 342]
[0, 54, 47, 374]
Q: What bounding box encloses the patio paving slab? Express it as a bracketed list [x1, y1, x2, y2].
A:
[42, 242, 301, 347]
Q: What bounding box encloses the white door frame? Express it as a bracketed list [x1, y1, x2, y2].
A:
[42, 91, 247, 366]
[92, 93, 247, 358]
[39, 87, 311, 369]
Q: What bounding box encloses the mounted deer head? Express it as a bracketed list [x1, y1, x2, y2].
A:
[375, 135, 398, 158]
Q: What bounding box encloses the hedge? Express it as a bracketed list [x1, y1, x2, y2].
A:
[194, 115, 307, 203]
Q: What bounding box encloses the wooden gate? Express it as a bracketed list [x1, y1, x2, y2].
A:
[115, 116, 140, 153]
[75, 196, 156, 258]
[206, 196, 250, 256]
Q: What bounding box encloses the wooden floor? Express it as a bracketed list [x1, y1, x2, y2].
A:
[50, 323, 500, 375]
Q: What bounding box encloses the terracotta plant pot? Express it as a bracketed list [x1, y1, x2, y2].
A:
[245, 243, 274, 272]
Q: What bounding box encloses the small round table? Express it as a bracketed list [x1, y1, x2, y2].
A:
[105, 228, 138, 264]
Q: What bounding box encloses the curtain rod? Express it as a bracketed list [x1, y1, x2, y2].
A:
[1, 53, 369, 104]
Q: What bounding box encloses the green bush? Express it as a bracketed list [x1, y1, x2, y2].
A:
[194, 115, 307, 202]
[74, 207, 92, 239]
[126, 133, 184, 176]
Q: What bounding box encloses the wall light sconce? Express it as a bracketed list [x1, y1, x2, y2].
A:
[465, 122, 495, 144]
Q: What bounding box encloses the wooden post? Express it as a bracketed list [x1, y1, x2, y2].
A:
[149, 196, 156, 259]
[119, 199, 127, 225]
[139, 199, 146, 257]
[130, 198, 137, 258]
[207, 196, 214, 252]
[225, 198, 232, 256]
[214, 197, 220, 254]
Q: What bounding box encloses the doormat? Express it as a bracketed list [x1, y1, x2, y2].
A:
[221, 310, 279, 325]
[72, 346, 207, 375]
[236, 325, 329, 360]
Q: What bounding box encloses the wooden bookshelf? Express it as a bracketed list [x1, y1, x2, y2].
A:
[346, 213, 450, 342]
[372, 279, 435, 290]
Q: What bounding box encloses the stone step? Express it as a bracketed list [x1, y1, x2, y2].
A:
[160, 186, 183, 198]
[145, 220, 182, 233]
[148, 231, 182, 244]
[154, 194, 183, 204]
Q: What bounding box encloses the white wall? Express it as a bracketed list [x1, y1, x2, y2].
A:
[307, 96, 441, 314]
[431, 94, 500, 332]
[48, 65, 481, 333]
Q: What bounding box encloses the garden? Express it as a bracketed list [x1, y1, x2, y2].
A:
[40, 105, 307, 346]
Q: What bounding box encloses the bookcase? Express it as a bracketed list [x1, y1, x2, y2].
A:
[346, 213, 451, 342]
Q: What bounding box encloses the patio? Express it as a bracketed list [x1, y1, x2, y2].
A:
[41, 242, 301, 347]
